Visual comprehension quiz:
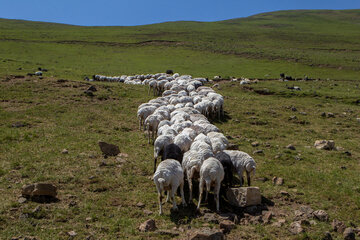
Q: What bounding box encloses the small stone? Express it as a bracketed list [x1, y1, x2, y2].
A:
[321, 112, 326, 117]
[323, 231, 332, 240]
[289, 115, 297, 120]
[83, 90, 94, 96]
[253, 149, 263, 154]
[289, 221, 304, 234]
[249, 215, 262, 225]
[219, 220, 235, 233]
[313, 210, 329, 222]
[309, 220, 317, 225]
[143, 210, 153, 216]
[251, 141, 259, 147]
[139, 219, 156, 232]
[136, 202, 145, 208]
[272, 177, 284, 186]
[343, 151, 352, 156]
[32, 206, 41, 213]
[341, 166, 347, 170]
[117, 153, 129, 158]
[332, 219, 346, 233]
[280, 191, 290, 197]
[262, 211, 273, 224]
[327, 112, 335, 118]
[300, 112, 307, 115]
[18, 197, 27, 204]
[67, 231, 77, 237]
[61, 149, 68, 154]
[291, 107, 297, 111]
[87, 85, 97, 92]
[256, 177, 268, 182]
[286, 144, 296, 150]
[314, 140, 335, 150]
[12, 122, 27, 128]
[343, 228, 355, 240]
[85, 217, 92, 222]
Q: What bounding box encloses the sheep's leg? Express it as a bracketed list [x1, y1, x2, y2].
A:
[187, 171, 193, 203]
[197, 179, 204, 211]
[171, 186, 178, 211]
[246, 171, 251, 186]
[214, 181, 221, 212]
[205, 180, 211, 202]
[166, 190, 170, 202]
[138, 117, 142, 131]
[180, 182, 187, 207]
[153, 158, 157, 173]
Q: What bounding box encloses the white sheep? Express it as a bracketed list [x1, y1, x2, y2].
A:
[223, 150, 256, 186]
[197, 157, 224, 212]
[207, 132, 228, 153]
[137, 105, 157, 130]
[144, 114, 164, 143]
[153, 159, 186, 215]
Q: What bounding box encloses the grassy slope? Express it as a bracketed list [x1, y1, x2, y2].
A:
[0, 9, 360, 80]
[0, 9, 360, 240]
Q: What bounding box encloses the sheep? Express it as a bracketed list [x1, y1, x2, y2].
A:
[153, 159, 186, 215]
[223, 150, 256, 186]
[197, 157, 224, 212]
[153, 135, 174, 172]
[215, 151, 234, 188]
[161, 143, 183, 163]
[144, 114, 164, 143]
[137, 105, 157, 130]
[207, 132, 228, 153]
[173, 132, 193, 153]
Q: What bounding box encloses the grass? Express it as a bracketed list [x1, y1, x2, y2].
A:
[0, 9, 360, 240]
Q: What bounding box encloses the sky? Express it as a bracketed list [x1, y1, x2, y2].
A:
[0, 0, 359, 26]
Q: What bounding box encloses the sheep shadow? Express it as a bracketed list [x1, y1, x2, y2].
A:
[210, 111, 232, 124]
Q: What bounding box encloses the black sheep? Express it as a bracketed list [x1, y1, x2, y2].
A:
[153, 143, 183, 173]
[215, 151, 234, 188]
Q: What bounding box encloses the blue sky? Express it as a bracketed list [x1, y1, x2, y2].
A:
[0, 0, 359, 26]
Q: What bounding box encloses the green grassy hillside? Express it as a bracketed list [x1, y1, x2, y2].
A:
[0, 9, 360, 80]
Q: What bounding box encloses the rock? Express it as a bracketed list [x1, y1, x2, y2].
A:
[22, 183, 57, 198]
[61, 149, 68, 154]
[314, 140, 335, 150]
[272, 219, 286, 227]
[280, 191, 290, 197]
[226, 187, 261, 207]
[286, 144, 296, 150]
[262, 211, 273, 224]
[313, 210, 329, 222]
[357, 118, 360, 123]
[83, 90, 94, 96]
[291, 107, 297, 112]
[139, 219, 156, 232]
[18, 197, 27, 204]
[188, 227, 224, 240]
[219, 220, 235, 233]
[203, 213, 219, 224]
[85, 217, 92, 222]
[256, 177, 268, 182]
[136, 202, 145, 208]
[327, 112, 335, 118]
[253, 149, 263, 154]
[87, 85, 97, 92]
[321, 112, 327, 117]
[143, 210, 153, 216]
[218, 213, 238, 224]
[343, 228, 355, 240]
[98, 141, 120, 156]
[289, 115, 297, 120]
[289, 221, 304, 234]
[67, 231, 77, 237]
[332, 219, 346, 233]
[12, 122, 27, 128]
[322, 231, 332, 240]
[272, 177, 284, 186]
[251, 141, 259, 147]
[343, 151, 352, 156]
[117, 153, 129, 158]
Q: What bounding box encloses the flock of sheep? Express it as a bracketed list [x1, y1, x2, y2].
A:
[91, 73, 257, 215]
